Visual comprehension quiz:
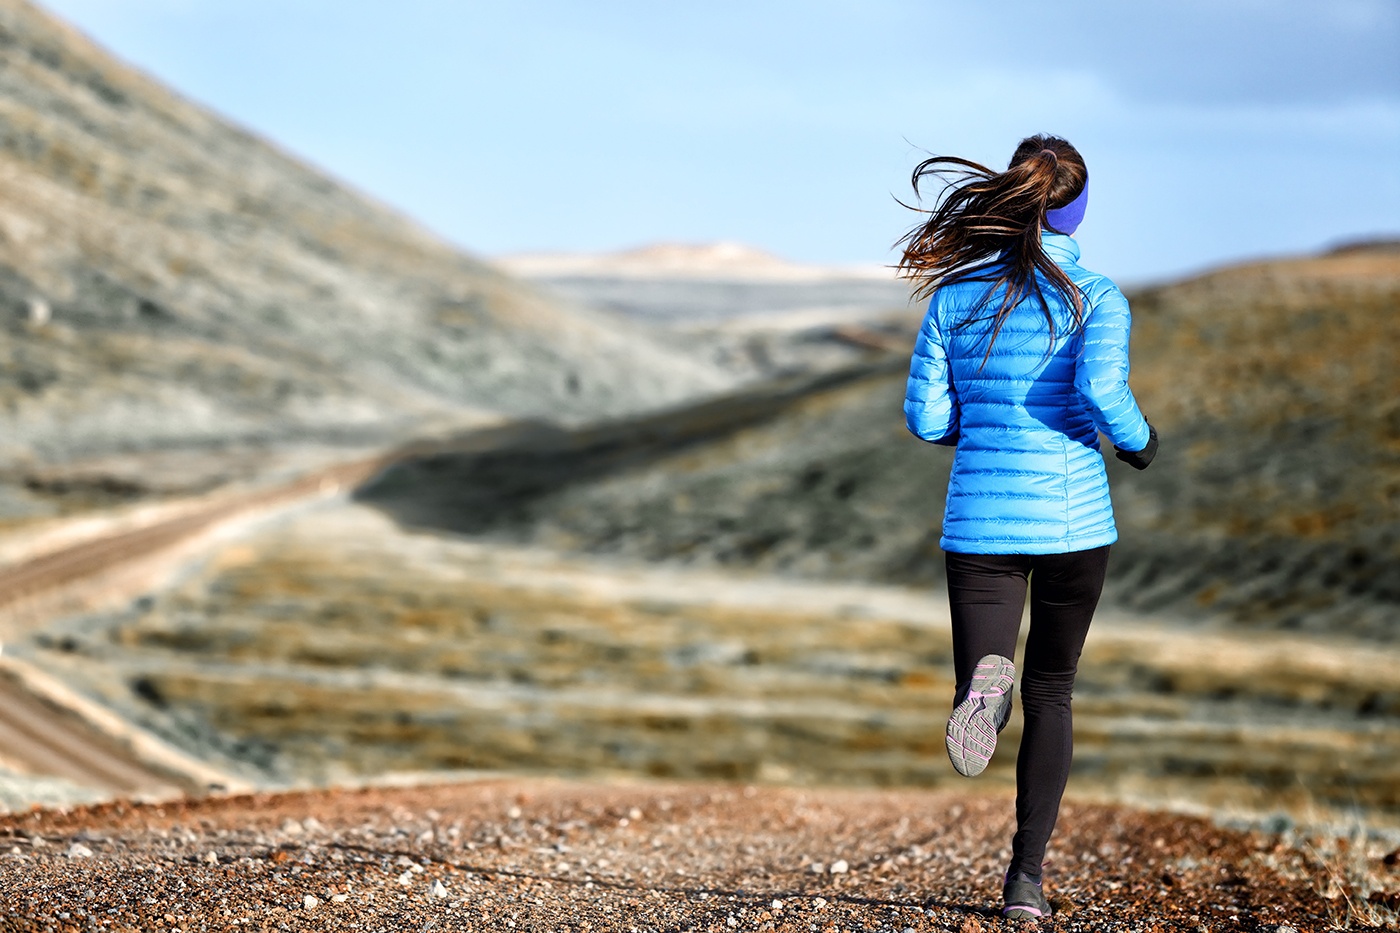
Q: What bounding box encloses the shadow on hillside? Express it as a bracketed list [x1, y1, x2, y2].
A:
[353, 358, 905, 537]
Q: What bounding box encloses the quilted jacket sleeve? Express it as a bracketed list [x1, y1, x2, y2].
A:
[1074, 281, 1151, 452]
[904, 302, 959, 445]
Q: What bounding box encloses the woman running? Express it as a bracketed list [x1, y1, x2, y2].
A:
[898, 134, 1157, 920]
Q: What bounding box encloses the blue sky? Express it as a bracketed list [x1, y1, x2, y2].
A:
[41, 0, 1400, 282]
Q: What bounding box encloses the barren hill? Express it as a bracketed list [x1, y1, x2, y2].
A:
[0, 0, 724, 521]
[358, 242, 1400, 640]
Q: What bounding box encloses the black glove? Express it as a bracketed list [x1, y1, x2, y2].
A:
[1114, 424, 1158, 470]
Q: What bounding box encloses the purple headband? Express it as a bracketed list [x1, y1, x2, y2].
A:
[1045, 181, 1088, 235]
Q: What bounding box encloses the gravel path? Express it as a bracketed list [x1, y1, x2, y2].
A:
[0, 778, 1380, 932]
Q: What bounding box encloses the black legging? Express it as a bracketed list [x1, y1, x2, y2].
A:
[944, 545, 1111, 879]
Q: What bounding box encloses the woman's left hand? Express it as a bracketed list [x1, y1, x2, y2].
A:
[1114, 424, 1158, 470]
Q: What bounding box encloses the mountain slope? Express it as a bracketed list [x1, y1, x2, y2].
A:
[358, 242, 1400, 638]
[0, 0, 724, 483]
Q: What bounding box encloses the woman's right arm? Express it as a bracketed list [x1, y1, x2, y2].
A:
[904, 301, 959, 446]
[1073, 282, 1154, 463]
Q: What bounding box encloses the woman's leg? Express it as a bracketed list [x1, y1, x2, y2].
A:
[1008, 545, 1111, 879]
[943, 552, 1028, 687]
[943, 552, 1029, 775]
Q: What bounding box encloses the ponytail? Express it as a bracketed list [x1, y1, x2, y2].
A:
[895, 135, 1088, 366]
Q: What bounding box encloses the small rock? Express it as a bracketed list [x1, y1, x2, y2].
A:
[726, 917, 737, 928]
[66, 843, 93, 859]
[397, 870, 415, 886]
[26, 297, 50, 326]
[303, 895, 319, 909]
[331, 894, 349, 903]
[628, 807, 643, 820]
[809, 862, 825, 874]
[771, 899, 783, 911]
[281, 819, 304, 836]
[829, 859, 850, 874]
[507, 806, 522, 819]
[203, 851, 218, 864]
[302, 817, 325, 833]
[814, 897, 827, 909]
[430, 880, 448, 899]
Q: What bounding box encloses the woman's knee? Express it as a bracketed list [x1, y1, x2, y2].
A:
[1019, 668, 1076, 710]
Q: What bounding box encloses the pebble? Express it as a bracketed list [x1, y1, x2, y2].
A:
[397, 870, 415, 886]
[331, 894, 349, 903]
[809, 861, 825, 874]
[65, 843, 93, 859]
[430, 880, 448, 899]
[829, 859, 849, 874]
[814, 897, 828, 909]
[303, 895, 318, 909]
[771, 899, 782, 911]
[281, 819, 304, 836]
[507, 806, 522, 819]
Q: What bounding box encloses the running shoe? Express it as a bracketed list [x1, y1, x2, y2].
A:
[1002, 871, 1052, 920]
[944, 653, 1015, 777]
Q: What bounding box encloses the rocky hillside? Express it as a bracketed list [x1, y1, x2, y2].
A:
[0, 0, 724, 519]
[358, 242, 1400, 640]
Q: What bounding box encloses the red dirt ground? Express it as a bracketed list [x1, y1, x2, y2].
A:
[0, 778, 1388, 932]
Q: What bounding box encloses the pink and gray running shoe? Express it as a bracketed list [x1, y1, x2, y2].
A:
[945, 653, 1015, 777]
[1002, 871, 1052, 920]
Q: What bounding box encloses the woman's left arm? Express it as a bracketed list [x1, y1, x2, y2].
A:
[1074, 281, 1154, 461]
[904, 302, 959, 446]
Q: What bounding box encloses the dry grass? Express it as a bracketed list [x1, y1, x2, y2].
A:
[22, 502, 1400, 829]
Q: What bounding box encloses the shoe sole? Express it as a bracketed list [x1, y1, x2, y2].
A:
[1003, 905, 1046, 920]
[945, 654, 1015, 777]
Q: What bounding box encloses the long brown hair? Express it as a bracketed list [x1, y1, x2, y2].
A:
[896, 135, 1089, 363]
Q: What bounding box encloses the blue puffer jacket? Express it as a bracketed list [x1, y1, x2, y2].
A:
[904, 233, 1150, 554]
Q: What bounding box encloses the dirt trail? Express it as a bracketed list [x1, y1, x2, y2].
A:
[0, 454, 389, 617]
[0, 779, 1373, 932]
[0, 671, 176, 795]
[0, 451, 399, 798]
